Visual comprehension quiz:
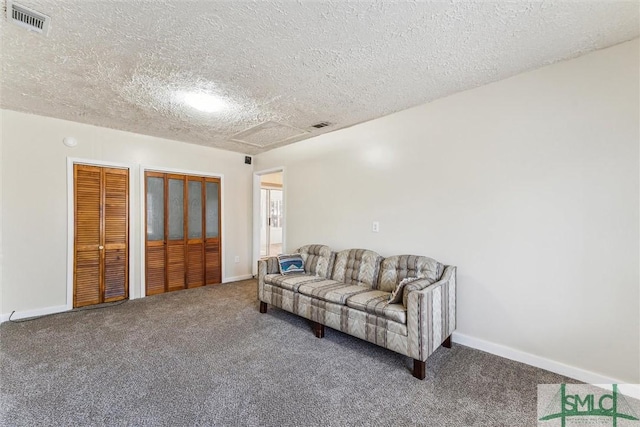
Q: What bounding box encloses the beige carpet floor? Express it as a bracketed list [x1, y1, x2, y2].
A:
[1, 279, 576, 426]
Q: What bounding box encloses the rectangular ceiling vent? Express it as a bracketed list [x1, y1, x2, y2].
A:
[230, 121, 309, 148]
[310, 121, 332, 129]
[7, 1, 51, 36]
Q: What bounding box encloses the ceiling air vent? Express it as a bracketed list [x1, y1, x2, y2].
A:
[7, 1, 51, 35]
[310, 121, 332, 129]
[230, 121, 309, 148]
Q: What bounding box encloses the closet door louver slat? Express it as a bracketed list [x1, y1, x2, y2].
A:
[187, 243, 204, 288]
[167, 244, 186, 291]
[205, 242, 221, 285]
[146, 247, 166, 295]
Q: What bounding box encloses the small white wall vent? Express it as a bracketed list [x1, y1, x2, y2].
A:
[7, 1, 50, 35]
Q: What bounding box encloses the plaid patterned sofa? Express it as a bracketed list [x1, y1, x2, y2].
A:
[257, 244, 456, 379]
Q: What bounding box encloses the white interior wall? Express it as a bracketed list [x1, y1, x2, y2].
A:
[255, 39, 640, 384]
[0, 110, 253, 317]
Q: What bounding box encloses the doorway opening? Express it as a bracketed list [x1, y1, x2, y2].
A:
[253, 169, 285, 275]
[260, 175, 283, 257]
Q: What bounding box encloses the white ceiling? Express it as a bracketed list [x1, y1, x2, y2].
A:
[1, 1, 638, 155]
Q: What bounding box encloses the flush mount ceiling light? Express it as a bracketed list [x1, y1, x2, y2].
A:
[175, 90, 229, 113]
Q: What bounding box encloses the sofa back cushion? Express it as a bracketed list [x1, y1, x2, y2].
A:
[378, 255, 443, 292]
[331, 249, 382, 288]
[295, 244, 333, 277]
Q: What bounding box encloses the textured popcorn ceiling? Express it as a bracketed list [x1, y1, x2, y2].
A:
[1, 1, 638, 155]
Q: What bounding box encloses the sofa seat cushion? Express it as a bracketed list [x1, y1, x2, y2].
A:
[264, 273, 328, 293]
[346, 290, 407, 324]
[298, 280, 371, 305]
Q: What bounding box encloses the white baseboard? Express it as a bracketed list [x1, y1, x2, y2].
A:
[223, 274, 254, 283]
[452, 332, 640, 399]
[0, 304, 69, 324]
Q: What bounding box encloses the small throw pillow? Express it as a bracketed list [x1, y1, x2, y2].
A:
[388, 277, 419, 304]
[277, 254, 305, 275]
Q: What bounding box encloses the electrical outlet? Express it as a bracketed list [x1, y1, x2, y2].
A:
[372, 221, 380, 233]
[234, 256, 240, 263]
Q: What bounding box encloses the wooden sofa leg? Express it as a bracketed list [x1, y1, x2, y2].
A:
[413, 359, 426, 380]
[312, 322, 325, 338]
[442, 335, 452, 348]
[259, 302, 267, 313]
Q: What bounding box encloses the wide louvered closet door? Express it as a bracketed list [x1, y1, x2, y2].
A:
[145, 172, 221, 295]
[74, 164, 129, 308]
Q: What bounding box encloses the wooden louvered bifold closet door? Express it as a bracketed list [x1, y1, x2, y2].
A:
[186, 177, 204, 288]
[74, 164, 129, 308]
[167, 175, 186, 291]
[74, 166, 101, 307]
[103, 169, 129, 301]
[204, 178, 221, 285]
[145, 172, 221, 295]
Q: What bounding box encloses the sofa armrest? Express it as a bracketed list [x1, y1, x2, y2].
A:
[406, 265, 457, 361]
[257, 257, 280, 299]
[258, 257, 280, 280]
